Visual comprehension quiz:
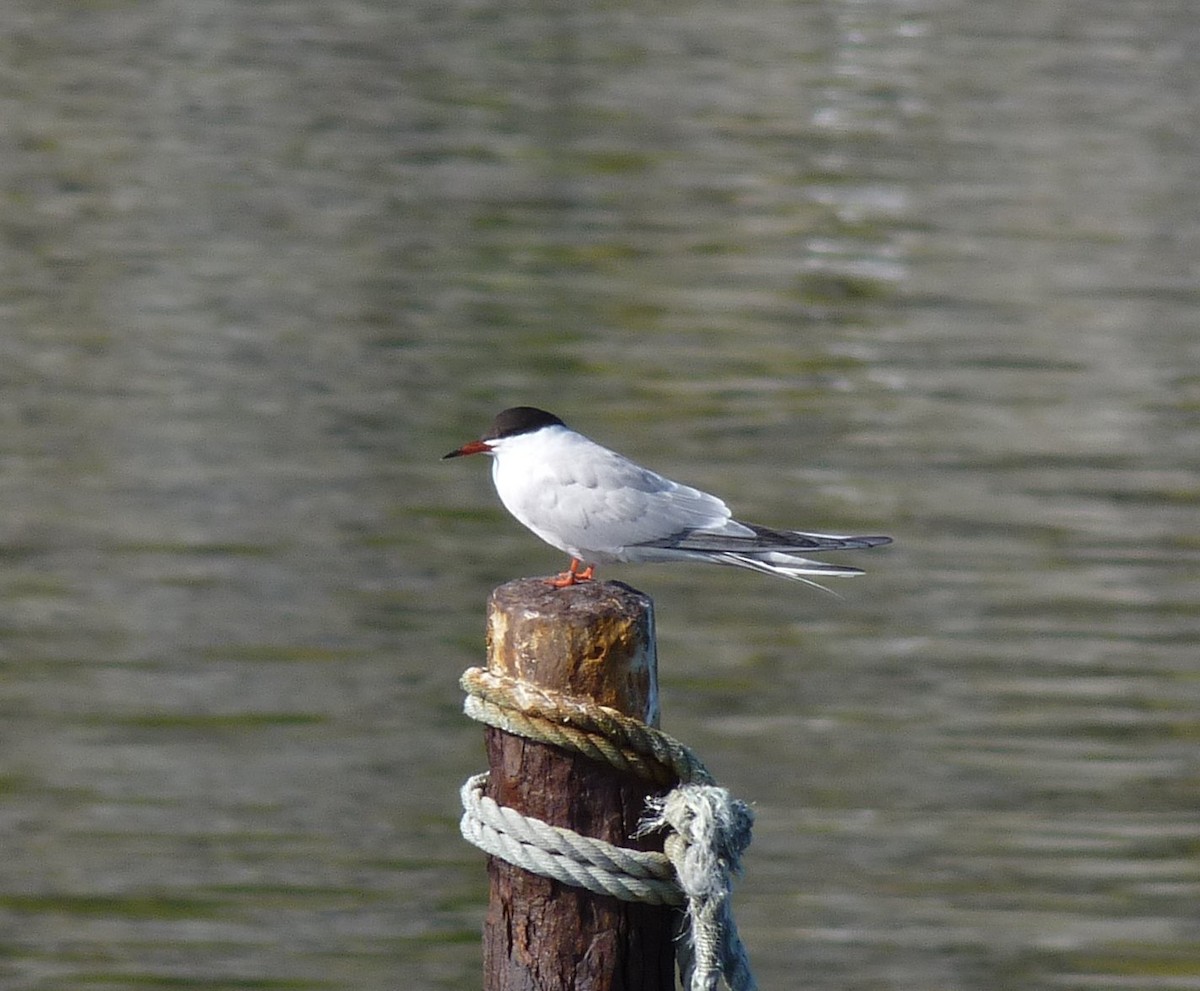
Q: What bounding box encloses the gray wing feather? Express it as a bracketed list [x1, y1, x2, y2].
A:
[522, 442, 736, 550]
[635, 522, 892, 554]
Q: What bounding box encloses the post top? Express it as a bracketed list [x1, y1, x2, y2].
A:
[486, 577, 659, 726]
[489, 577, 652, 618]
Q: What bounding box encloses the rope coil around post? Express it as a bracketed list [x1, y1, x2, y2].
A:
[459, 666, 758, 991]
[460, 773, 684, 905]
[463, 667, 716, 787]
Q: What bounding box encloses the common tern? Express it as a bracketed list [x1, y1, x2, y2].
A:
[443, 406, 890, 588]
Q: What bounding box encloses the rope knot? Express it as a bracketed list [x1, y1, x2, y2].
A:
[641, 784, 755, 901]
[460, 666, 756, 991]
[641, 786, 758, 991]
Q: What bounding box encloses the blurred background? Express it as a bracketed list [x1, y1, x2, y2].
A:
[2, 1, 1198, 989]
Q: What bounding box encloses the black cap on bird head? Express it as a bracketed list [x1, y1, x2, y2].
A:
[484, 407, 566, 440]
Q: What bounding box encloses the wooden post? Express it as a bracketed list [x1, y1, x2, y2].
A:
[483, 577, 676, 991]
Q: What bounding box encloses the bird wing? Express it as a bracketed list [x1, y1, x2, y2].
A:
[518, 437, 739, 554]
[635, 524, 892, 554]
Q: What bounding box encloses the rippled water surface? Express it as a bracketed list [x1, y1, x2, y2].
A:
[2, 2, 1198, 989]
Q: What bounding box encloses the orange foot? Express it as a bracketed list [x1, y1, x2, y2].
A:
[545, 558, 596, 588]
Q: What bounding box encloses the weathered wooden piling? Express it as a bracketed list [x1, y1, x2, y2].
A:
[482, 577, 676, 991]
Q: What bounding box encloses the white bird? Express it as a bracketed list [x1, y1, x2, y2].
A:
[443, 406, 890, 588]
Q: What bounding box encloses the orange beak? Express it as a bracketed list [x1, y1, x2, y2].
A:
[442, 439, 492, 459]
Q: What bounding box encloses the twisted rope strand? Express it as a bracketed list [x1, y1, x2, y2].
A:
[459, 773, 684, 906]
[461, 666, 715, 786]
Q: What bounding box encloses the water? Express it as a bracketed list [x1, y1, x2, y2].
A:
[2, 1, 1198, 989]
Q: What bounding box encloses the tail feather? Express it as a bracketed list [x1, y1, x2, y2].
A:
[741, 525, 891, 553]
[627, 526, 890, 588]
[706, 552, 861, 594]
[637, 525, 892, 556]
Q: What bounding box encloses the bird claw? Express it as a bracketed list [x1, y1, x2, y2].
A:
[544, 559, 595, 587]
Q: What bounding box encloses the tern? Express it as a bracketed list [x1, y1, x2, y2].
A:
[443, 406, 891, 588]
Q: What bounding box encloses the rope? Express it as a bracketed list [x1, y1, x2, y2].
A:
[461, 667, 715, 787]
[460, 773, 684, 905]
[644, 786, 758, 991]
[459, 666, 757, 991]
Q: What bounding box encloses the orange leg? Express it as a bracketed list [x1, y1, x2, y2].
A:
[545, 558, 596, 588]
